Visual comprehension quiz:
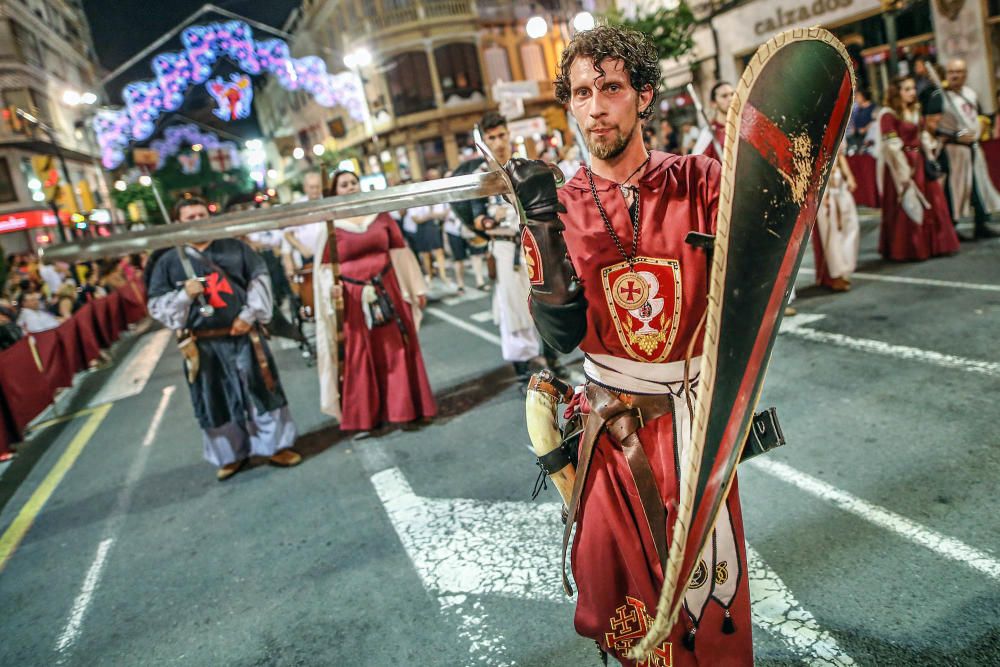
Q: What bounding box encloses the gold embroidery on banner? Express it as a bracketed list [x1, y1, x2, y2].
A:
[604, 596, 673, 666]
[715, 561, 729, 585]
[689, 560, 709, 590]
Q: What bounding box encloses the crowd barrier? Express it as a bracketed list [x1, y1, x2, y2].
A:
[846, 138, 1000, 209]
[0, 280, 148, 457]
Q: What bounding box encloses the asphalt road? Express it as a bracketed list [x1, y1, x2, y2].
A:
[0, 215, 998, 666]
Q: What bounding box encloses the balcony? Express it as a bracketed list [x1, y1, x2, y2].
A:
[363, 0, 475, 34]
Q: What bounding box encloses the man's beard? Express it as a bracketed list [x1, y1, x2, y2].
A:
[586, 122, 637, 161]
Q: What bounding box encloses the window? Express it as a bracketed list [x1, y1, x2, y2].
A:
[417, 138, 446, 173]
[11, 22, 42, 68]
[0, 158, 17, 204]
[385, 51, 436, 116]
[434, 43, 484, 103]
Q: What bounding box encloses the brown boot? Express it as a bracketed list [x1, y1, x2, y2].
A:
[269, 449, 302, 467]
[216, 460, 245, 481]
[829, 277, 851, 292]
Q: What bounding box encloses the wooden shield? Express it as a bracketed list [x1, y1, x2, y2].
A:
[631, 28, 855, 658]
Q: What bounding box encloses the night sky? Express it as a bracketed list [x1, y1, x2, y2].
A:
[81, 0, 301, 141]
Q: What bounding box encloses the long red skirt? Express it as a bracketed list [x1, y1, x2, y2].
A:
[339, 267, 436, 431]
[879, 165, 959, 261]
[573, 410, 753, 666]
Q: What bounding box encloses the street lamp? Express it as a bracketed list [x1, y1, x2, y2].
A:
[312, 143, 326, 157]
[138, 174, 152, 187]
[343, 47, 372, 70]
[573, 11, 595, 32]
[526, 15, 548, 39]
[292, 146, 305, 160]
[114, 179, 127, 191]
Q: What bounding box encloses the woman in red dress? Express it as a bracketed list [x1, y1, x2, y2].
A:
[313, 170, 436, 435]
[878, 76, 959, 261]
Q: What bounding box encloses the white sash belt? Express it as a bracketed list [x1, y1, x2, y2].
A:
[583, 353, 701, 395]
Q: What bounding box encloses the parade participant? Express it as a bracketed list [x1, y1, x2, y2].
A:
[926, 59, 1000, 240]
[407, 168, 452, 285]
[690, 81, 732, 160]
[443, 207, 486, 295]
[812, 149, 860, 291]
[878, 76, 960, 261]
[281, 171, 325, 277]
[312, 170, 435, 436]
[508, 26, 752, 663]
[147, 196, 300, 480]
[477, 110, 554, 381]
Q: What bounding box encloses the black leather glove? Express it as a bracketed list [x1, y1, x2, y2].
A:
[505, 158, 565, 221]
[504, 159, 582, 308]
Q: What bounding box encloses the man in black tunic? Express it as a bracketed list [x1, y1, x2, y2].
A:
[147, 196, 300, 480]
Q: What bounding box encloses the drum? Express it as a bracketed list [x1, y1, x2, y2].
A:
[292, 268, 315, 320]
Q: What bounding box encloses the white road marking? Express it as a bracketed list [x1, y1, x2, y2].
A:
[142, 385, 176, 446]
[747, 545, 856, 666]
[55, 385, 176, 659]
[780, 321, 1000, 378]
[798, 267, 1000, 293]
[750, 459, 1000, 581]
[425, 307, 502, 347]
[88, 329, 171, 407]
[55, 538, 112, 653]
[440, 285, 490, 307]
[370, 461, 851, 664]
[470, 310, 494, 323]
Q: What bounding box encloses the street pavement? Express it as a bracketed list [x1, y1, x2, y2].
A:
[0, 214, 998, 666]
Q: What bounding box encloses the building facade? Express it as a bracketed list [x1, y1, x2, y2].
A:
[0, 0, 108, 254]
[255, 0, 610, 189]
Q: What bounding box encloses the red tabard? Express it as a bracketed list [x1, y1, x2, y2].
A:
[878, 113, 959, 261]
[556, 152, 753, 666]
[323, 213, 436, 430]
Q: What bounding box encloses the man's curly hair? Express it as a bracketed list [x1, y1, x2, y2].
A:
[554, 25, 661, 120]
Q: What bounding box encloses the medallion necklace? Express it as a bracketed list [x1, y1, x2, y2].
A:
[586, 152, 652, 310]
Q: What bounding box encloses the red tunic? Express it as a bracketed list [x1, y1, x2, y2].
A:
[324, 213, 436, 430]
[558, 152, 752, 665]
[878, 112, 959, 261]
[699, 121, 726, 163]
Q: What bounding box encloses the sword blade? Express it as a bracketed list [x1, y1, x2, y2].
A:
[41, 169, 511, 262]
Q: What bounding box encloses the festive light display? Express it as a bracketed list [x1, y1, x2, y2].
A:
[149, 123, 238, 170]
[95, 20, 367, 168]
[207, 74, 253, 121]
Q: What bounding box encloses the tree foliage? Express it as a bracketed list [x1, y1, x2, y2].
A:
[604, 3, 697, 63]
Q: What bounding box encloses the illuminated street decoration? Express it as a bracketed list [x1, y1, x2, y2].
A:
[94, 20, 366, 168]
[150, 123, 238, 170]
[207, 74, 253, 121]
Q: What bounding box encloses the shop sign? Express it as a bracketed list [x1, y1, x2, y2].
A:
[0, 209, 59, 234]
[754, 0, 855, 35]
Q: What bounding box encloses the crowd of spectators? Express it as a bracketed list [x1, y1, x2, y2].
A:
[0, 252, 146, 351]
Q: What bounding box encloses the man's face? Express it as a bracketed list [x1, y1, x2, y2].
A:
[303, 174, 323, 200]
[946, 62, 967, 90]
[483, 124, 511, 164]
[178, 204, 210, 223]
[425, 168, 441, 180]
[713, 84, 734, 116]
[913, 59, 927, 77]
[22, 293, 41, 310]
[568, 57, 651, 161]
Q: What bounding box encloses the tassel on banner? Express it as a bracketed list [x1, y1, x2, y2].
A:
[722, 609, 736, 634]
[27, 335, 44, 373]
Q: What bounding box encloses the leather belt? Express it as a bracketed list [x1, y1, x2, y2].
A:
[190, 326, 276, 393]
[560, 383, 674, 596]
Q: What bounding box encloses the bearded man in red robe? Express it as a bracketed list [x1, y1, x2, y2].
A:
[507, 26, 753, 665]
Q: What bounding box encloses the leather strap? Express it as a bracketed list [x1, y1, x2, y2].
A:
[190, 327, 277, 393]
[560, 384, 674, 596]
[248, 330, 276, 392]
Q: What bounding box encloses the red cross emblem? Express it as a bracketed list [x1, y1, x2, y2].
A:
[203, 272, 233, 308]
